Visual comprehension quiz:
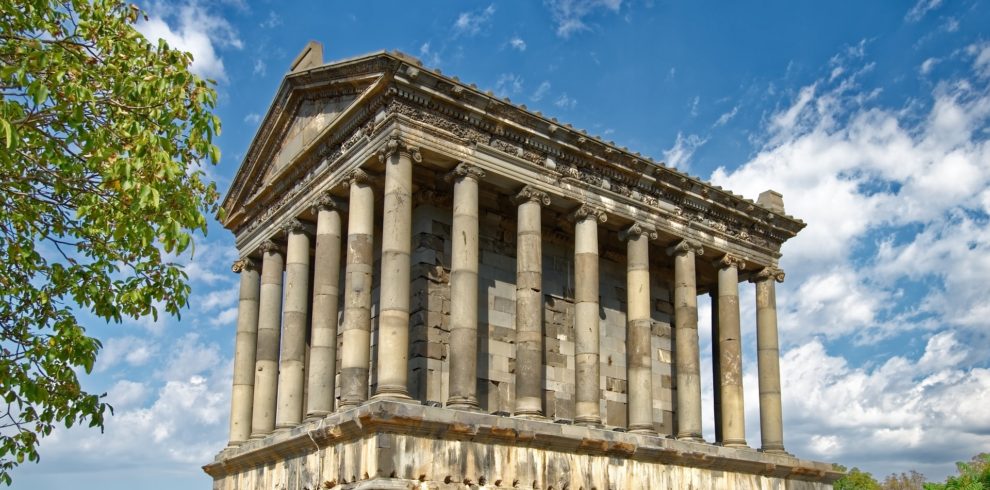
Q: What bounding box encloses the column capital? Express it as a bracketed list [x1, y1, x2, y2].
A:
[281, 217, 313, 236]
[666, 239, 704, 257]
[257, 240, 283, 256]
[231, 257, 259, 273]
[619, 222, 658, 241]
[343, 167, 377, 188]
[377, 130, 422, 163]
[713, 254, 747, 271]
[445, 162, 486, 183]
[310, 192, 347, 214]
[571, 204, 607, 224]
[750, 266, 785, 284]
[512, 185, 552, 206]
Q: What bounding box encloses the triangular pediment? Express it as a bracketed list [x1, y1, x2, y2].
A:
[263, 92, 358, 183]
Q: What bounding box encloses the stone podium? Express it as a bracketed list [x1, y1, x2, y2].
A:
[205, 42, 841, 489]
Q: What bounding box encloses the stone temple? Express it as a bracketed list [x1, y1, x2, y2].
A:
[204, 42, 841, 489]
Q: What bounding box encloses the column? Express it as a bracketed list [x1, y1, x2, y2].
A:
[446, 163, 486, 410]
[338, 169, 376, 410]
[668, 240, 704, 442]
[276, 219, 311, 428]
[751, 266, 787, 453]
[250, 241, 283, 438]
[513, 186, 550, 418]
[373, 136, 420, 400]
[306, 195, 345, 418]
[228, 258, 260, 445]
[711, 290, 722, 443]
[714, 254, 747, 447]
[620, 223, 658, 434]
[573, 204, 606, 426]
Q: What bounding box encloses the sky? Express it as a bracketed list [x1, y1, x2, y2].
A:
[14, 0, 990, 488]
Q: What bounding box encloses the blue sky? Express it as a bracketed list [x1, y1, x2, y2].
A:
[14, 1, 990, 488]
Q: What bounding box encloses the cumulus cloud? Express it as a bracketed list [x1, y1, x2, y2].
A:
[243, 112, 260, 124]
[453, 4, 496, 37]
[662, 132, 707, 170]
[136, 1, 242, 82]
[96, 336, 157, 372]
[545, 0, 623, 38]
[509, 36, 527, 51]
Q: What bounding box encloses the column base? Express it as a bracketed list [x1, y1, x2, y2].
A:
[676, 433, 705, 443]
[628, 426, 657, 436]
[574, 416, 602, 428]
[721, 439, 749, 448]
[760, 445, 788, 455]
[304, 411, 331, 421]
[337, 398, 367, 412]
[445, 396, 480, 411]
[248, 432, 270, 440]
[513, 411, 545, 420]
[372, 385, 414, 401]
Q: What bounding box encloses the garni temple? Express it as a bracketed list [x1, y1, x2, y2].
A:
[204, 42, 841, 489]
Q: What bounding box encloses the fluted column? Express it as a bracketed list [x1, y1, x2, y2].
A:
[338, 169, 376, 410]
[276, 219, 311, 428]
[751, 266, 787, 453]
[228, 258, 260, 445]
[373, 136, 420, 400]
[573, 205, 606, 426]
[714, 254, 747, 447]
[621, 223, 658, 434]
[668, 240, 704, 442]
[513, 186, 551, 418]
[306, 195, 346, 418]
[250, 241, 283, 438]
[446, 163, 486, 410]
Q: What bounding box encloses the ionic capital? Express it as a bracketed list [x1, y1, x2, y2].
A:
[619, 222, 658, 241]
[572, 204, 607, 224]
[445, 162, 486, 183]
[231, 257, 259, 273]
[377, 130, 422, 163]
[281, 218, 312, 236]
[666, 239, 704, 257]
[310, 192, 346, 215]
[343, 168, 376, 188]
[713, 254, 746, 271]
[512, 185, 551, 206]
[258, 240, 283, 256]
[750, 266, 785, 284]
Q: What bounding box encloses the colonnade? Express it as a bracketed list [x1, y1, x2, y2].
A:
[226, 154, 788, 454]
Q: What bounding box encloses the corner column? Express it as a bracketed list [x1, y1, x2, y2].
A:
[250, 241, 283, 438]
[446, 163, 486, 410]
[276, 219, 311, 428]
[306, 195, 346, 418]
[228, 258, 260, 445]
[752, 267, 787, 453]
[621, 223, 658, 434]
[668, 240, 704, 442]
[513, 186, 551, 418]
[714, 254, 747, 447]
[573, 205, 606, 426]
[373, 136, 420, 400]
[338, 169, 376, 410]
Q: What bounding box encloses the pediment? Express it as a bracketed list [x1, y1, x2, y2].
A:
[263, 93, 357, 183]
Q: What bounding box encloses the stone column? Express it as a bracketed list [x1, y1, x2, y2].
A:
[573, 205, 606, 426]
[306, 195, 346, 418]
[228, 258, 260, 445]
[276, 219, 311, 429]
[667, 240, 704, 442]
[446, 163, 486, 410]
[338, 169, 376, 410]
[711, 291, 722, 443]
[714, 254, 747, 447]
[620, 223, 658, 434]
[513, 186, 551, 418]
[373, 137, 420, 400]
[250, 241, 283, 438]
[751, 266, 787, 453]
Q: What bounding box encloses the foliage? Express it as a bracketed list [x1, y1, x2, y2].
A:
[0, 0, 220, 483]
[834, 465, 882, 490]
[882, 470, 927, 490]
[924, 454, 990, 490]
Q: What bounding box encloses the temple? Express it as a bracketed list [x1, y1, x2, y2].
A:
[204, 41, 841, 489]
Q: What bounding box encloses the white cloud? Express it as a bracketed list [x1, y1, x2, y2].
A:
[259, 11, 282, 29]
[96, 336, 157, 372]
[689, 95, 699, 117]
[494, 73, 524, 97]
[509, 36, 527, 51]
[107, 380, 150, 410]
[136, 1, 242, 82]
[531, 81, 551, 102]
[905, 0, 943, 22]
[920, 57, 939, 75]
[453, 4, 496, 37]
[554, 93, 577, 109]
[662, 132, 707, 170]
[713, 105, 739, 127]
[243, 113, 260, 124]
[419, 41, 442, 67]
[253, 58, 266, 77]
[968, 42, 990, 79]
[545, 0, 623, 38]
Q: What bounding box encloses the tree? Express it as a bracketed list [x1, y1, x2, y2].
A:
[882, 470, 927, 490]
[0, 0, 220, 483]
[834, 464, 882, 490]
[925, 453, 990, 490]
